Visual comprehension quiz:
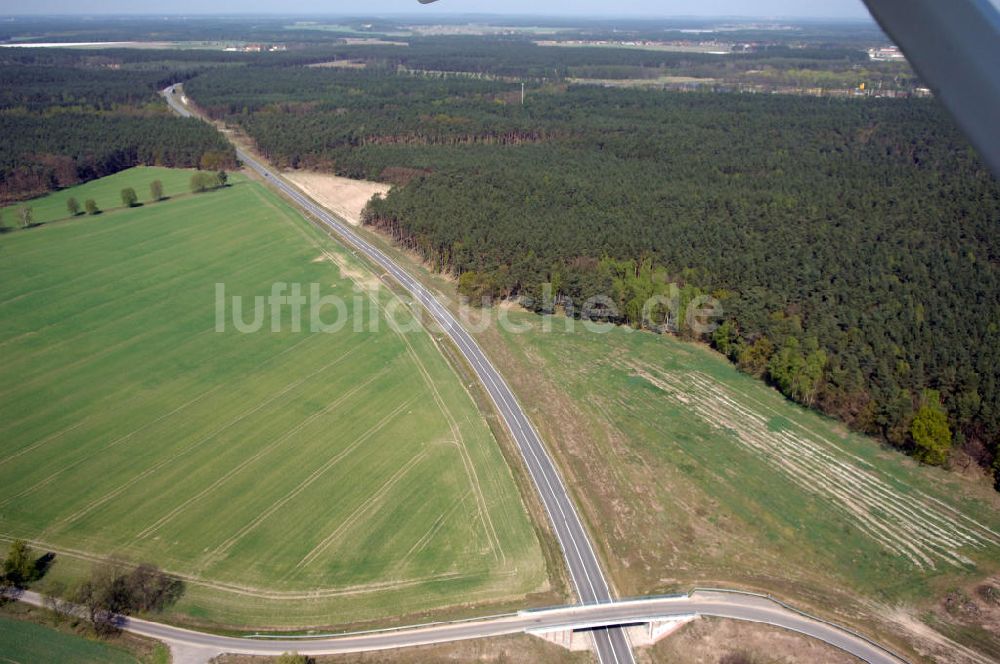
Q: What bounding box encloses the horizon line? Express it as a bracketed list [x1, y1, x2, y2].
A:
[0, 12, 876, 21]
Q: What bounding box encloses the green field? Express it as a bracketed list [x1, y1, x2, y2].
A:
[0, 615, 140, 664]
[0, 167, 546, 629]
[1, 167, 203, 228]
[474, 309, 1000, 657]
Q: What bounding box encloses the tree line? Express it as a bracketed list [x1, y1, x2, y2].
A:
[2, 539, 183, 638]
[9, 173, 226, 231]
[68, 559, 184, 636]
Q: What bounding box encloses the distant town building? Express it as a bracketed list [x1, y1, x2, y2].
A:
[868, 46, 906, 62]
[224, 43, 287, 53]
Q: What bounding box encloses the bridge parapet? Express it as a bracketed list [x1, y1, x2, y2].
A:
[525, 614, 698, 651]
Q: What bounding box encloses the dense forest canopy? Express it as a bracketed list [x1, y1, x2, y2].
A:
[0, 65, 188, 110]
[172, 37, 914, 92]
[0, 63, 234, 202]
[186, 65, 1000, 484]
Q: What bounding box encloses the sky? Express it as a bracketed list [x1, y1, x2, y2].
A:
[3, 0, 876, 19]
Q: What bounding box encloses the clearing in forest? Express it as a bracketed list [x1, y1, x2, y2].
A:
[282, 171, 390, 226]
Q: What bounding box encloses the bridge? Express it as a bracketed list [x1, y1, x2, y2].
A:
[523, 610, 697, 652]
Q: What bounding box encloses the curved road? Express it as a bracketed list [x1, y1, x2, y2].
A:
[166, 86, 634, 664]
[161, 89, 906, 664]
[20, 589, 905, 663]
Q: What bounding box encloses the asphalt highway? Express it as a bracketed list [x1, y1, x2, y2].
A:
[165, 86, 635, 664]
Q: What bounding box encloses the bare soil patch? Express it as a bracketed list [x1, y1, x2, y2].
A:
[640, 617, 855, 664]
[282, 171, 390, 226]
[312, 251, 383, 292]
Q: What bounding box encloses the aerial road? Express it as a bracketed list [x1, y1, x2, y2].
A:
[161, 88, 906, 664]
[165, 85, 636, 664]
[18, 589, 906, 664]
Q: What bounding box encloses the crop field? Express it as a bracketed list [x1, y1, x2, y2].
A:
[0, 169, 546, 628]
[0, 167, 200, 227]
[0, 615, 140, 664]
[475, 310, 1000, 658]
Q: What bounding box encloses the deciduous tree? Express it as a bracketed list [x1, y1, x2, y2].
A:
[120, 188, 138, 208]
[190, 171, 221, 193]
[911, 390, 952, 466]
[17, 205, 32, 229]
[2, 540, 36, 586]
